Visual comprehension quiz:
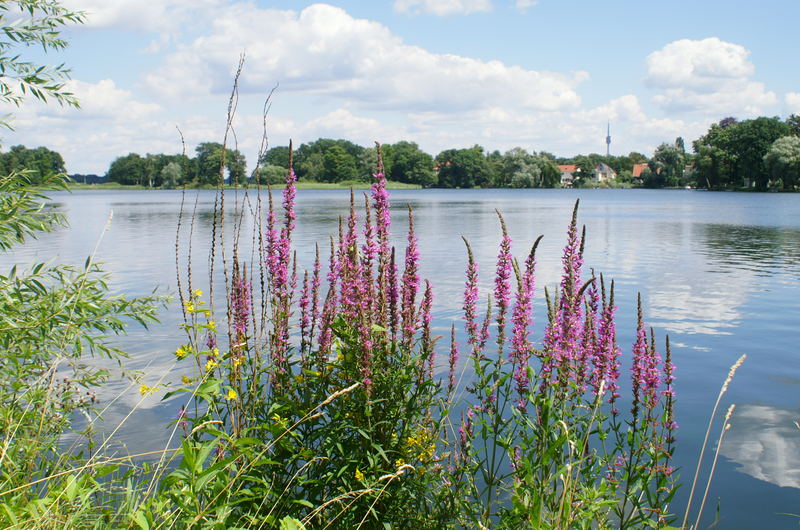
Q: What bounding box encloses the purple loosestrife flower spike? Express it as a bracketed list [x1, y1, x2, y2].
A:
[510, 235, 541, 408]
[372, 143, 392, 260]
[644, 327, 662, 410]
[373, 144, 393, 327]
[462, 237, 480, 354]
[420, 280, 434, 377]
[448, 324, 459, 397]
[543, 201, 585, 387]
[299, 269, 311, 355]
[318, 237, 338, 359]
[631, 293, 648, 417]
[594, 277, 621, 412]
[401, 206, 420, 348]
[493, 211, 513, 358]
[231, 262, 251, 340]
[663, 335, 678, 439]
[361, 193, 377, 316]
[309, 244, 321, 348]
[576, 275, 599, 392]
[388, 247, 399, 339]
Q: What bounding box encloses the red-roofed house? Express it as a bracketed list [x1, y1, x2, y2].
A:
[557, 164, 577, 187]
[632, 163, 649, 179]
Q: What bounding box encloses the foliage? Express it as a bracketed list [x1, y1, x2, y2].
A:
[435, 145, 491, 188]
[0, 145, 65, 184]
[194, 142, 247, 186]
[0, 0, 84, 130]
[0, 172, 162, 528]
[446, 204, 678, 528]
[107, 152, 193, 188]
[162, 157, 451, 527]
[645, 140, 685, 188]
[763, 135, 800, 190]
[693, 116, 792, 190]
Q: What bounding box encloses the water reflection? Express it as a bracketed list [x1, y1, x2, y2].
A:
[722, 404, 800, 488]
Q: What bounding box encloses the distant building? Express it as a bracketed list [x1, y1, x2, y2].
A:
[632, 163, 649, 182]
[593, 162, 617, 183]
[557, 164, 578, 187]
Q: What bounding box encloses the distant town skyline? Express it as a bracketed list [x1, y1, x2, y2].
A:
[3, 0, 800, 174]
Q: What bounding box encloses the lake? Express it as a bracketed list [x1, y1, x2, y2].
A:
[6, 187, 800, 528]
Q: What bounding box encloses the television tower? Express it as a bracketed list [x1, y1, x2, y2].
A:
[606, 122, 611, 156]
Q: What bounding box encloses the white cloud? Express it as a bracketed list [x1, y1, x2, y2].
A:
[393, 0, 492, 16]
[515, 0, 538, 13]
[61, 0, 223, 32]
[144, 3, 585, 113]
[786, 92, 800, 114]
[645, 38, 776, 115]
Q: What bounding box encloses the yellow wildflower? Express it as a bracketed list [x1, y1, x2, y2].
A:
[207, 321, 217, 332]
[181, 376, 192, 385]
[193, 289, 203, 298]
[139, 384, 153, 395]
[226, 389, 238, 401]
[175, 346, 187, 359]
[295, 374, 304, 384]
[205, 358, 218, 371]
[233, 356, 244, 368]
[355, 468, 364, 481]
[395, 458, 406, 469]
[212, 347, 220, 357]
[185, 301, 195, 313]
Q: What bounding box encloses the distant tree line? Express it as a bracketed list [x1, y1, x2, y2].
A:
[0, 145, 65, 184]
[692, 115, 800, 190]
[263, 140, 563, 189]
[106, 142, 246, 187]
[6, 114, 800, 191]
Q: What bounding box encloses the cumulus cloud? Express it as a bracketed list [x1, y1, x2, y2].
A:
[61, 0, 223, 32]
[786, 92, 800, 114]
[645, 38, 776, 115]
[393, 0, 492, 16]
[515, 0, 538, 13]
[144, 3, 586, 113]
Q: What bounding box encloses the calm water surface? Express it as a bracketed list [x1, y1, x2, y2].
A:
[6, 188, 800, 528]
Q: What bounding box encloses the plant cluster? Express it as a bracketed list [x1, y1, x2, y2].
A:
[149, 146, 679, 528]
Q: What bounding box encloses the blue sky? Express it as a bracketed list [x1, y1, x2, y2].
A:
[5, 0, 800, 174]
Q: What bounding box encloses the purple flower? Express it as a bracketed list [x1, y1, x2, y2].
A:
[462, 238, 481, 353]
[400, 207, 420, 346]
[510, 236, 540, 407]
[493, 212, 513, 356]
[231, 264, 251, 339]
[448, 325, 459, 397]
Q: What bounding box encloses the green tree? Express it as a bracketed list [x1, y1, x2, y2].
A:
[321, 144, 357, 182]
[727, 117, 791, 189]
[786, 114, 800, 137]
[536, 155, 561, 188]
[388, 141, 436, 187]
[107, 152, 146, 186]
[194, 142, 247, 186]
[262, 145, 291, 169]
[435, 146, 490, 188]
[0, 145, 65, 184]
[160, 161, 182, 188]
[502, 147, 539, 188]
[764, 135, 800, 190]
[649, 141, 685, 188]
[256, 164, 288, 185]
